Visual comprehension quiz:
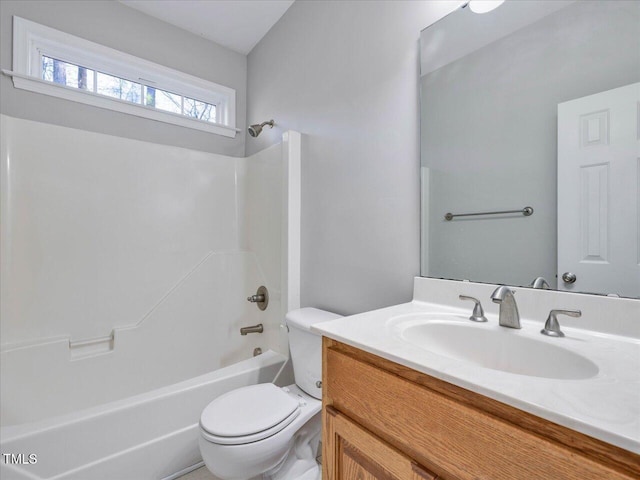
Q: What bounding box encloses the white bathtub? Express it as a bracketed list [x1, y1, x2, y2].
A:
[0, 351, 287, 480]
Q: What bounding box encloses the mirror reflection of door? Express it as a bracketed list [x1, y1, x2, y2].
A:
[557, 82, 640, 297]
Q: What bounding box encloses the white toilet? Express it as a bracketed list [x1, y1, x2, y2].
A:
[198, 308, 342, 480]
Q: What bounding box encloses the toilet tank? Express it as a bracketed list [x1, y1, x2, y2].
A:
[286, 308, 342, 400]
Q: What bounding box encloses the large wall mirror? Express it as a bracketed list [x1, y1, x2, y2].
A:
[420, 0, 639, 298]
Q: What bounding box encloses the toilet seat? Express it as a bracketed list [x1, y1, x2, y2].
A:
[200, 383, 302, 446]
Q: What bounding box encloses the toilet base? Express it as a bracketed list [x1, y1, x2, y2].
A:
[202, 418, 320, 480]
[267, 413, 321, 480]
[223, 470, 319, 480]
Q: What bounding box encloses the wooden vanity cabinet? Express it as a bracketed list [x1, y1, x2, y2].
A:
[322, 338, 640, 480]
[325, 406, 437, 479]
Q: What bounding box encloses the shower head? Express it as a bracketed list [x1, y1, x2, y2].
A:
[248, 119, 275, 137]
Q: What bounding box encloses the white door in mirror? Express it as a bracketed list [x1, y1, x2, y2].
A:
[558, 82, 640, 297]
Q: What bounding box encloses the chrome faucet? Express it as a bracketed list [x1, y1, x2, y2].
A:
[490, 286, 521, 329]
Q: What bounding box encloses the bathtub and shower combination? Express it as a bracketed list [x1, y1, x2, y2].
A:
[0, 115, 302, 479]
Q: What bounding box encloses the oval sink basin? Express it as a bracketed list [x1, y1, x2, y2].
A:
[398, 320, 599, 380]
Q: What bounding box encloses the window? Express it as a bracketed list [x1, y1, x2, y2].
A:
[8, 16, 237, 137]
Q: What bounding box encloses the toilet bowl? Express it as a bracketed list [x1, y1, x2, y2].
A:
[198, 308, 341, 480]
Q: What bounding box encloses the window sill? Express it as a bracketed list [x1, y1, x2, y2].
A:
[4, 70, 239, 138]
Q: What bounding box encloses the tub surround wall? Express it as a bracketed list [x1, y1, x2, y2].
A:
[1, 115, 240, 347]
[0, 115, 294, 426]
[0, 0, 247, 156]
[1, 251, 267, 426]
[237, 136, 302, 358]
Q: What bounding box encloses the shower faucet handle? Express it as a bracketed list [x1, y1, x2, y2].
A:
[247, 286, 269, 311]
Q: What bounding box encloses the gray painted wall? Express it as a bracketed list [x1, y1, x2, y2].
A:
[246, 1, 459, 315]
[0, 0, 247, 156]
[421, 0, 640, 288]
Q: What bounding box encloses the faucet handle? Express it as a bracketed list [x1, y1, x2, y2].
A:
[459, 295, 488, 322]
[541, 309, 581, 337]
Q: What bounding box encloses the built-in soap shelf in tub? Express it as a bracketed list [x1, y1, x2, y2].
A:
[69, 332, 115, 360]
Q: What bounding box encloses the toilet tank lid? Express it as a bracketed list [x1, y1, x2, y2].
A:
[285, 307, 342, 331]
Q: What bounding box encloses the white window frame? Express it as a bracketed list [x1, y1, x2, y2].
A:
[9, 16, 238, 137]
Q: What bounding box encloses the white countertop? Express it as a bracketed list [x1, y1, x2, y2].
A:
[312, 277, 640, 454]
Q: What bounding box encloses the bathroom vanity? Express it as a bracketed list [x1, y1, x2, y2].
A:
[314, 278, 640, 480]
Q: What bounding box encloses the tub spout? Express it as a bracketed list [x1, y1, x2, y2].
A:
[240, 324, 263, 335]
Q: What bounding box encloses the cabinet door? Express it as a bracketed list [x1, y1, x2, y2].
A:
[324, 407, 437, 480]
